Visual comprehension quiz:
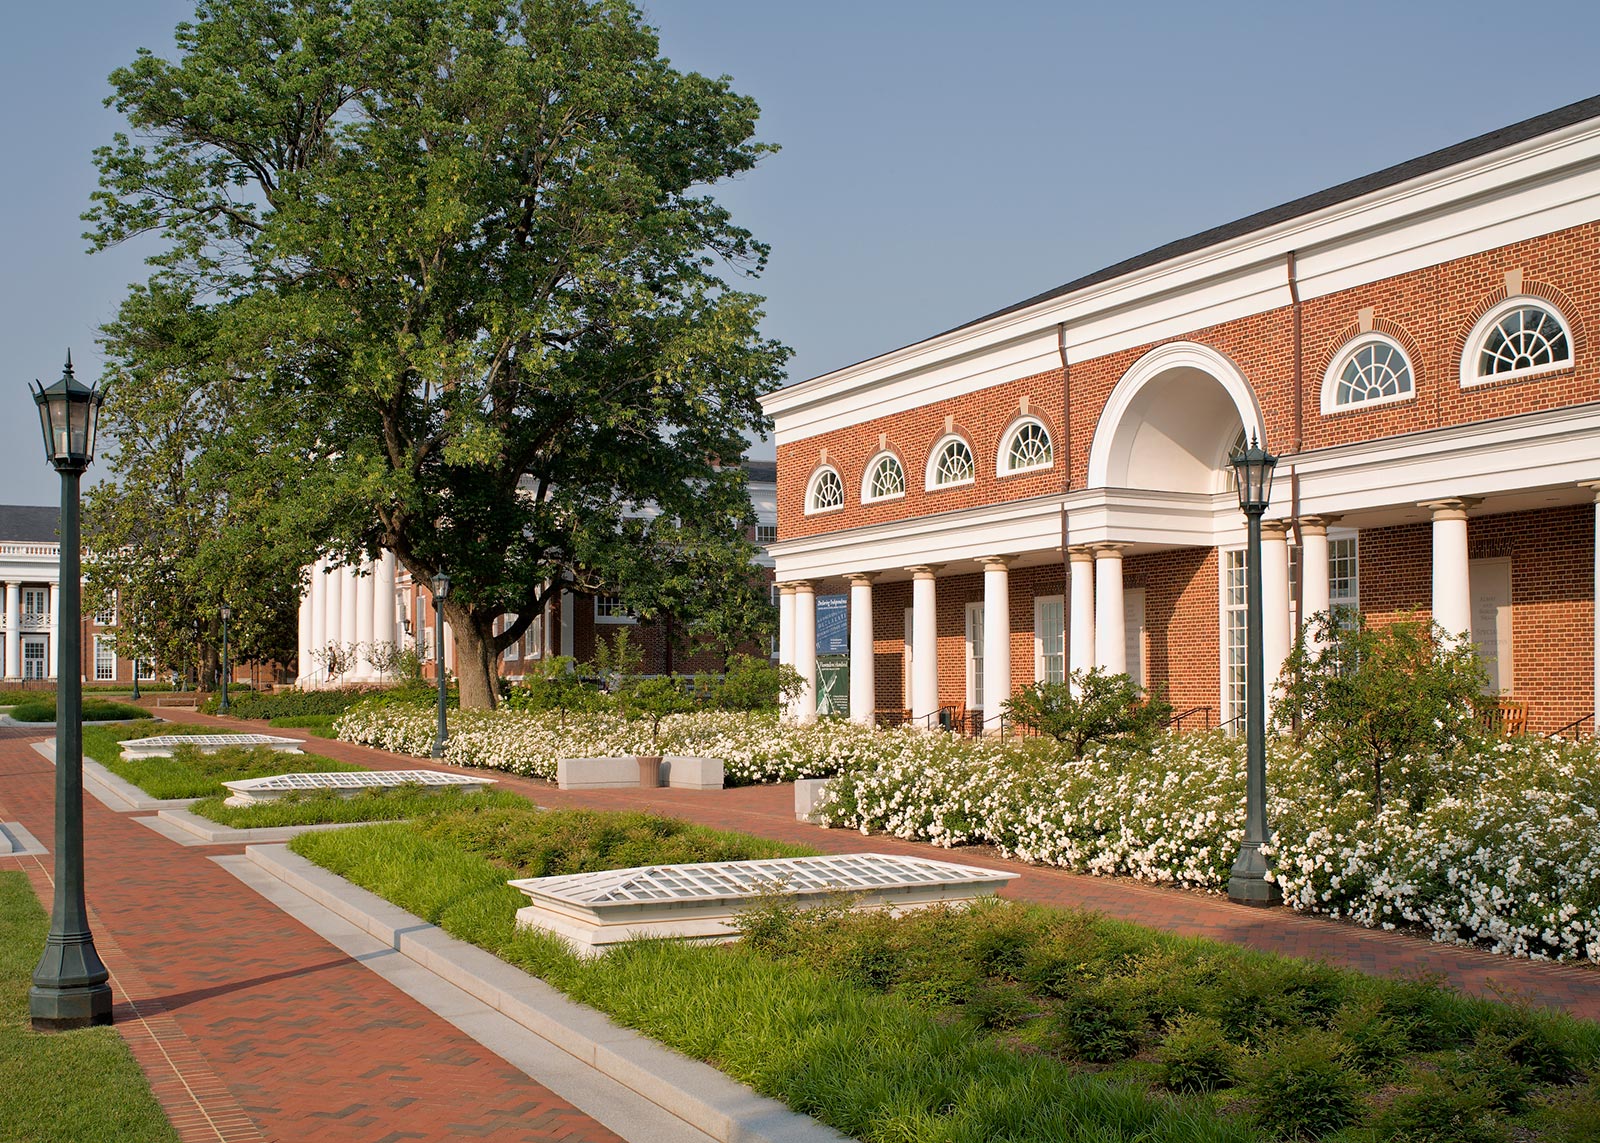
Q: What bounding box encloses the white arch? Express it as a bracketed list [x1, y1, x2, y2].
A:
[1086, 341, 1266, 490]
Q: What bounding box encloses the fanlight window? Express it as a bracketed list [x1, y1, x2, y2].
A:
[1002, 420, 1053, 473]
[929, 437, 975, 488]
[807, 467, 845, 513]
[864, 454, 905, 501]
[1330, 337, 1413, 410]
[1469, 301, 1571, 384]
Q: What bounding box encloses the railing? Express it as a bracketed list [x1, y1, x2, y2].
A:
[1164, 705, 1213, 734]
[1548, 712, 1593, 741]
[18, 613, 51, 631]
[1217, 713, 1245, 736]
[0, 543, 59, 558]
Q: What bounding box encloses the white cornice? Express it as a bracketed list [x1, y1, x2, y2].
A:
[764, 115, 1600, 446]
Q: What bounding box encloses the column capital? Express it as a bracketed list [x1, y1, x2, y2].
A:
[907, 564, 944, 579]
[776, 582, 798, 596]
[1579, 480, 1600, 502]
[1296, 514, 1342, 535]
[844, 572, 878, 586]
[790, 579, 816, 596]
[1260, 519, 1291, 539]
[1418, 497, 1483, 519]
[1092, 543, 1128, 558]
[979, 555, 1017, 571]
[1067, 544, 1097, 563]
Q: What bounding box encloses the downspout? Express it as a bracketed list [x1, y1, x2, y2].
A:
[1058, 322, 1072, 677]
[1286, 250, 1304, 735]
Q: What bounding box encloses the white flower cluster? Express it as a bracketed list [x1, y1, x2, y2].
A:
[821, 732, 1600, 963]
[332, 704, 882, 785]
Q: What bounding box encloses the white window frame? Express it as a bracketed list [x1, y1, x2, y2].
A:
[22, 636, 48, 680]
[1033, 595, 1065, 685]
[94, 635, 117, 681]
[22, 588, 47, 618]
[997, 417, 1054, 476]
[804, 466, 846, 515]
[595, 593, 637, 625]
[1220, 548, 1247, 728]
[94, 592, 118, 627]
[925, 435, 975, 491]
[964, 601, 985, 711]
[1320, 333, 1416, 414]
[136, 657, 157, 681]
[499, 614, 521, 660]
[756, 523, 778, 545]
[1460, 296, 1574, 388]
[860, 452, 907, 503]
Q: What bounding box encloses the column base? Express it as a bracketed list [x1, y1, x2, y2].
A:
[29, 981, 114, 1030]
[1226, 842, 1283, 907]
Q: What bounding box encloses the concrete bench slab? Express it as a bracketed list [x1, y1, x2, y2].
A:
[223, 768, 495, 807]
[509, 852, 1018, 956]
[557, 755, 724, 791]
[794, 778, 832, 823]
[120, 733, 305, 761]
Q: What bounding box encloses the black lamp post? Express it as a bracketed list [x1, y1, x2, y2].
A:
[431, 572, 450, 758]
[128, 597, 141, 703]
[1227, 433, 1283, 906]
[28, 353, 113, 1030]
[219, 605, 231, 713]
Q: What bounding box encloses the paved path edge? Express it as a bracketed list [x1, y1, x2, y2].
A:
[243, 843, 850, 1143]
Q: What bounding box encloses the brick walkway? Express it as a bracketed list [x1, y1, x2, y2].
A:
[158, 708, 1600, 1022]
[0, 730, 623, 1143]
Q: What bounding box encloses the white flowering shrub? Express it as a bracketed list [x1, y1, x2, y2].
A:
[333, 704, 883, 785]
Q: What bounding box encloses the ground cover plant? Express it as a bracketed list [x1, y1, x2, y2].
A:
[82, 720, 361, 800]
[6, 697, 148, 723]
[202, 685, 414, 720]
[292, 812, 1600, 1143]
[267, 714, 338, 735]
[191, 785, 531, 829]
[0, 873, 178, 1143]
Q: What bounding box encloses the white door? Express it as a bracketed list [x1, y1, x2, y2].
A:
[965, 601, 985, 712]
[1469, 559, 1513, 694]
[1123, 587, 1146, 689]
[22, 636, 47, 680]
[1033, 595, 1065, 684]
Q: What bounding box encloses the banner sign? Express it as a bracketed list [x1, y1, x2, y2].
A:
[816, 594, 849, 655]
[817, 656, 850, 718]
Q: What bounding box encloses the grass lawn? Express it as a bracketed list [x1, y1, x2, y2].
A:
[82, 721, 363, 800]
[7, 697, 147, 723]
[191, 786, 532, 829]
[0, 873, 177, 1143]
[292, 810, 1600, 1143]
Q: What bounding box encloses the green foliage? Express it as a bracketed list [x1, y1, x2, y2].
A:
[1052, 984, 1148, 1063]
[1243, 1028, 1365, 1139]
[1002, 668, 1173, 759]
[0, 873, 179, 1142]
[83, 719, 363, 800]
[589, 629, 644, 686]
[6, 698, 147, 723]
[267, 714, 338, 735]
[619, 675, 697, 745]
[1277, 611, 1488, 811]
[1372, 1074, 1509, 1143]
[89, 0, 789, 710]
[1526, 1070, 1600, 1143]
[503, 657, 607, 715]
[695, 654, 803, 712]
[1154, 1014, 1237, 1093]
[203, 686, 379, 720]
[192, 786, 531, 829]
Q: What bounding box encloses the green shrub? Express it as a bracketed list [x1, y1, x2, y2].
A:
[696, 655, 803, 713]
[1214, 957, 1346, 1044]
[1526, 1070, 1600, 1143]
[1371, 973, 1471, 1050]
[1052, 983, 1147, 1063]
[1001, 668, 1173, 759]
[1243, 1029, 1365, 1139]
[1474, 1005, 1577, 1085]
[503, 658, 608, 714]
[963, 982, 1035, 1031]
[1331, 996, 1410, 1079]
[8, 698, 147, 722]
[204, 686, 380, 719]
[1371, 1075, 1507, 1143]
[1154, 1014, 1236, 1093]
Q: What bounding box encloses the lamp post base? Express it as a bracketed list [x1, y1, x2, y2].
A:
[1226, 842, 1283, 907]
[29, 981, 113, 1031]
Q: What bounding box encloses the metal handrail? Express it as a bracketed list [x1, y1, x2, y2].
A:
[1548, 712, 1593, 741]
[1164, 705, 1213, 733]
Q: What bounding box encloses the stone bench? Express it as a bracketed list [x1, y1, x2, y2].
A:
[222, 768, 496, 807]
[794, 778, 833, 823]
[120, 733, 306, 761]
[556, 755, 724, 791]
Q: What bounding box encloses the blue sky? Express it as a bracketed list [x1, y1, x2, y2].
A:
[3, 1, 1599, 505]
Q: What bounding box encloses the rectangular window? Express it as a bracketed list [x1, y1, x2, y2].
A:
[1033, 595, 1065, 684]
[23, 637, 47, 680]
[94, 592, 118, 627]
[1223, 549, 1247, 727]
[965, 601, 985, 711]
[22, 589, 47, 618]
[1328, 536, 1359, 612]
[415, 597, 428, 656]
[595, 593, 636, 624]
[94, 636, 117, 681]
[136, 658, 156, 681]
[756, 524, 778, 545]
[502, 614, 520, 660]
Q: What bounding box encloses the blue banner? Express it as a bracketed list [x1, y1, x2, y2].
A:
[816, 594, 849, 655]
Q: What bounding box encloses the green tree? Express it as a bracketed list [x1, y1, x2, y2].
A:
[87, 0, 788, 708]
[1002, 669, 1173, 760]
[1276, 611, 1487, 812]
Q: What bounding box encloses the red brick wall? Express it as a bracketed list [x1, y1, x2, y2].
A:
[1124, 547, 1220, 719]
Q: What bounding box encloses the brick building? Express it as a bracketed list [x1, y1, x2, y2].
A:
[766, 96, 1600, 735]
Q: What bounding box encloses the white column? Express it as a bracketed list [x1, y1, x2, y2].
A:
[560, 588, 575, 658]
[308, 560, 328, 685]
[847, 574, 876, 725]
[1261, 521, 1292, 701]
[339, 564, 359, 651]
[981, 557, 1013, 729]
[777, 583, 796, 671]
[1423, 499, 1477, 642]
[374, 551, 397, 654]
[792, 581, 817, 724]
[1093, 545, 1126, 675]
[4, 581, 20, 679]
[1298, 516, 1335, 652]
[48, 582, 59, 678]
[355, 560, 376, 679]
[542, 593, 557, 659]
[297, 582, 312, 684]
[1068, 546, 1095, 686]
[909, 565, 941, 723]
[1587, 483, 1600, 725]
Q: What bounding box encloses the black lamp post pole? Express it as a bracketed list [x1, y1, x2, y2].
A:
[31, 459, 112, 1028]
[431, 574, 449, 758]
[219, 607, 231, 713]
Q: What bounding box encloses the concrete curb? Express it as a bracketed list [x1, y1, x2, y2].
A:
[138, 807, 367, 847]
[0, 820, 48, 856]
[245, 844, 848, 1143]
[32, 741, 198, 813]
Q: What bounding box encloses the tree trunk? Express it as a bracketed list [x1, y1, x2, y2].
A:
[447, 603, 500, 710]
